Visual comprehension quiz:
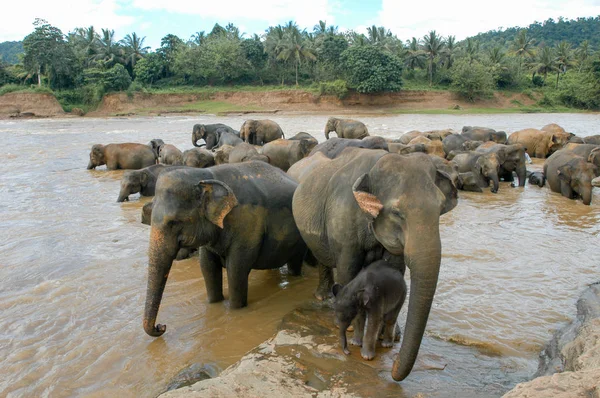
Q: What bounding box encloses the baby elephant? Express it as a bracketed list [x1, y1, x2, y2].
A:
[527, 171, 546, 187]
[332, 260, 407, 360]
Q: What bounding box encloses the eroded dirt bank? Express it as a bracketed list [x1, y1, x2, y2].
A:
[0, 92, 65, 118]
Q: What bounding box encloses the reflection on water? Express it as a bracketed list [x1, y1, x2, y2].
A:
[0, 114, 599, 397]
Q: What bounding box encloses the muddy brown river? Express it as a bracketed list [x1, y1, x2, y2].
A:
[1, 113, 599, 397]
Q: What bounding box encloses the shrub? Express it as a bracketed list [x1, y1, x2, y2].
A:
[449, 60, 494, 101]
[318, 80, 348, 99]
[340, 46, 403, 93]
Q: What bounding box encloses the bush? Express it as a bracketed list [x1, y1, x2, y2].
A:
[340, 46, 403, 93]
[0, 84, 53, 96]
[449, 60, 494, 101]
[318, 80, 348, 99]
[554, 72, 599, 109]
[103, 64, 132, 92]
[532, 75, 545, 87]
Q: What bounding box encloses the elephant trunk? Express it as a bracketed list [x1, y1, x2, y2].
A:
[192, 132, 204, 147]
[490, 173, 500, 193]
[339, 322, 351, 355]
[324, 128, 330, 140]
[392, 229, 441, 381]
[87, 161, 95, 170]
[143, 227, 178, 337]
[116, 192, 129, 202]
[516, 161, 527, 187]
[582, 187, 592, 206]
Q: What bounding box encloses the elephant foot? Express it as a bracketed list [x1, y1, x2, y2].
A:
[207, 293, 225, 303]
[350, 337, 363, 347]
[361, 347, 376, 360]
[314, 288, 331, 301]
[381, 340, 394, 348]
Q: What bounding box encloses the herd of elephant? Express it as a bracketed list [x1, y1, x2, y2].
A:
[86, 117, 599, 383]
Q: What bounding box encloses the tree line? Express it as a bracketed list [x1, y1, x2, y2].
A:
[1, 17, 599, 110]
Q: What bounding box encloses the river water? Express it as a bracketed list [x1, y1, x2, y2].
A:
[1, 113, 599, 397]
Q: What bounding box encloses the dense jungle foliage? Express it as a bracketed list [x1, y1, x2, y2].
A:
[1, 17, 599, 111]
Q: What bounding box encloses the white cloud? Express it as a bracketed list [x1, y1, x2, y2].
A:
[0, 0, 135, 42]
[378, 0, 600, 41]
[131, 0, 334, 29]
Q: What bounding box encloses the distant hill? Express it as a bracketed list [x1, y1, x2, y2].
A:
[468, 16, 600, 49]
[0, 41, 24, 64]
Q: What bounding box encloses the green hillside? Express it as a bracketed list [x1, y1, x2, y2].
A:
[469, 17, 600, 49]
[0, 41, 23, 64]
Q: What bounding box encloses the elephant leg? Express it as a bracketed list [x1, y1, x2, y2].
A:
[361, 305, 384, 360]
[315, 262, 334, 301]
[560, 181, 574, 199]
[225, 248, 258, 309]
[286, 249, 304, 276]
[350, 309, 365, 347]
[200, 247, 224, 303]
[382, 295, 405, 348]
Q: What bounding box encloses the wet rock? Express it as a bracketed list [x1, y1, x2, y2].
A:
[71, 107, 85, 116]
[165, 363, 219, 391]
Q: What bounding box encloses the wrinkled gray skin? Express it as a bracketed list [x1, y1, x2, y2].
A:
[563, 144, 600, 168]
[212, 130, 243, 149]
[227, 143, 269, 164]
[458, 172, 484, 192]
[240, 119, 284, 145]
[476, 143, 527, 187]
[292, 148, 457, 381]
[192, 124, 237, 150]
[582, 135, 600, 145]
[288, 132, 318, 146]
[388, 143, 427, 155]
[324, 117, 369, 140]
[544, 150, 599, 205]
[461, 126, 508, 144]
[451, 152, 501, 193]
[144, 163, 308, 337]
[462, 140, 484, 151]
[332, 260, 407, 360]
[442, 134, 468, 156]
[158, 144, 183, 166]
[430, 155, 482, 192]
[260, 139, 317, 172]
[309, 136, 388, 159]
[569, 136, 585, 144]
[527, 171, 546, 188]
[87, 143, 156, 170]
[141, 201, 197, 260]
[182, 148, 215, 168]
[213, 145, 235, 165]
[148, 139, 165, 160]
[117, 164, 186, 202]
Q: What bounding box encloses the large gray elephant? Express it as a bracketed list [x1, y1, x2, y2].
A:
[582, 135, 600, 145]
[562, 143, 600, 167]
[227, 143, 270, 164]
[292, 148, 457, 381]
[117, 164, 186, 202]
[240, 119, 284, 145]
[288, 132, 318, 146]
[507, 128, 572, 158]
[158, 144, 183, 166]
[213, 145, 235, 165]
[148, 139, 165, 160]
[462, 126, 507, 144]
[324, 117, 369, 140]
[192, 124, 238, 149]
[451, 151, 501, 193]
[544, 150, 599, 205]
[309, 136, 388, 159]
[261, 139, 317, 171]
[388, 143, 427, 155]
[476, 142, 527, 187]
[143, 163, 308, 337]
[87, 143, 156, 170]
[182, 148, 215, 168]
[429, 156, 481, 192]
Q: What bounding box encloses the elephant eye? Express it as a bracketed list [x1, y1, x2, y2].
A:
[390, 208, 404, 218]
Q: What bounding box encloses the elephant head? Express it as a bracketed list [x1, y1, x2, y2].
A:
[475, 153, 501, 193]
[497, 144, 527, 187]
[547, 132, 572, 155]
[298, 139, 316, 158]
[141, 201, 153, 225]
[148, 139, 165, 159]
[144, 174, 239, 337]
[350, 153, 457, 381]
[557, 159, 598, 205]
[87, 144, 105, 169]
[324, 117, 339, 139]
[462, 140, 483, 151]
[240, 120, 258, 144]
[588, 147, 600, 168]
[118, 170, 150, 202]
[192, 124, 207, 148]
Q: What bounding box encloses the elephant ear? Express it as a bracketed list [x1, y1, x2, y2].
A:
[197, 179, 239, 228]
[352, 173, 383, 220]
[435, 170, 458, 215]
[140, 170, 149, 186]
[298, 139, 313, 157]
[557, 165, 572, 183]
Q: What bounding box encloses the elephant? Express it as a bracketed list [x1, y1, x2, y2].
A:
[332, 260, 407, 360]
[182, 148, 215, 168]
[309, 137, 388, 159]
[569, 136, 585, 144]
[583, 135, 600, 145]
[148, 139, 165, 160]
[476, 142, 527, 187]
[117, 164, 186, 202]
[527, 171, 546, 188]
[442, 134, 468, 156]
[562, 143, 600, 167]
[429, 156, 482, 192]
[158, 144, 183, 166]
[451, 151, 501, 193]
[87, 143, 156, 170]
[213, 145, 235, 165]
[240, 119, 284, 145]
[141, 200, 198, 260]
[541, 123, 568, 135]
[260, 139, 317, 172]
[192, 123, 238, 149]
[507, 128, 571, 158]
[544, 150, 599, 205]
[288, 132, 318, 146]
[292, 148, 457, 381]
[457, 172, 484, 192]
[324, 117, 369, 140]
[227, 143, 269, 164]
[461, 126, 508, 144]
[396, 131, 425, 145]
[287, 151, 331, 183]
[388, 143, 427, 155]
[408, 136, 445, 158]
[143, 162, 308, 337]
[462, 140, 483, 151]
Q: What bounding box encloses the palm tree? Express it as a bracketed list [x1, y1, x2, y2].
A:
[464, 38, 480, 65]
[511, 30, 536, 77]
[443, 35, 457, 69]
[532, 46, 557, 83]
[422, 30, 445, 86]
[189, 31, 206, 46]
[576, 40, 590, 71]
[405, 37, 425, 71]
[277, 21, 316, 85]
[487, 46, 505, 65]
[73, 26, 99, 66]
[554, 41, 574, 88]
[94, 28, 123, 68]
[121, 32, 149, 69]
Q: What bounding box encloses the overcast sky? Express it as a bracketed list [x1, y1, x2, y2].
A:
[1, 0, 599, 49]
